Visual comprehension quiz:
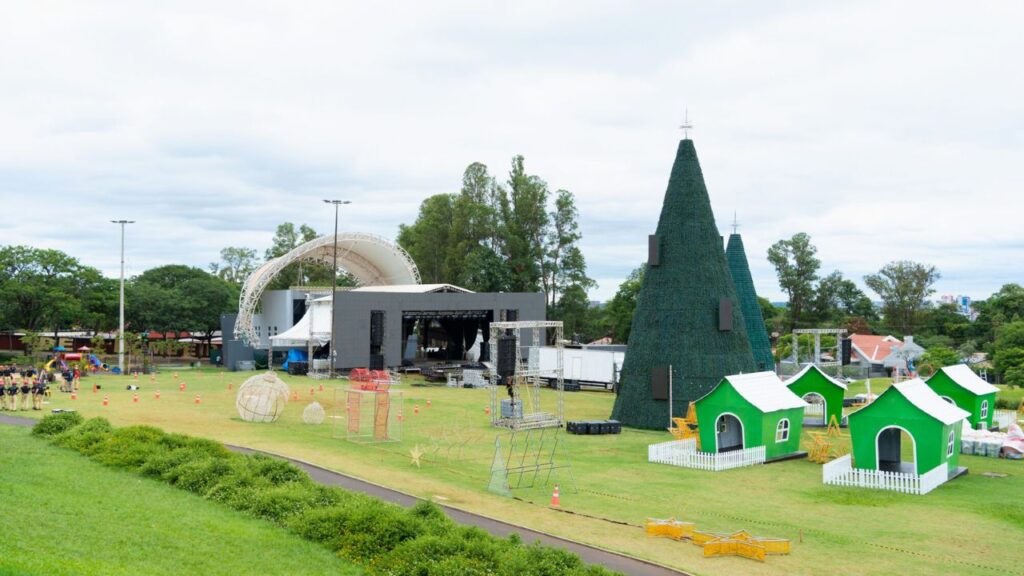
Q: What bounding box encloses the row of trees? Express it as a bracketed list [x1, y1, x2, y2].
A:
[397, 157, 596, 335]
[0, 245, 238, 353]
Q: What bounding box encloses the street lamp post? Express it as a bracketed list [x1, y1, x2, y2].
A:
[111, 220, 135, 375]
[323, 200, 351, 378]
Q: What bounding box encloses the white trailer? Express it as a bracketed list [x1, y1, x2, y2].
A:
[531, 346, 623, 390]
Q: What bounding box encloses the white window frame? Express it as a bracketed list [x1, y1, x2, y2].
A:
[775, 418, 790, 443]
[947, 430, 955, 457]
[980, 400, 989, 420]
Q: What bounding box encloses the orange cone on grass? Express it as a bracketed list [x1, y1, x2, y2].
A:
[318, 383, 324, 392]
[550, 484, 560, 507]
[155, 390, 161, 400]
[102, 396, 109, 407]
[133, 393, 139, 403]
[194, 394, 201, 405]
[179, 382, 186, 392]
[71, 392, 77, 401]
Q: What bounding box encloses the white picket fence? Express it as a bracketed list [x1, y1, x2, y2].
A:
[804, 402, 824, 418]
[822, 454, 949, 495]
[993, 409, 1018, 430]
[648, 439, 765, 471]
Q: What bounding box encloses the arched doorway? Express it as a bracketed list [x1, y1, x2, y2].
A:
[802, 392, 827, 426]
[715, 413, 744, 453]
[876, 425, 917, 474]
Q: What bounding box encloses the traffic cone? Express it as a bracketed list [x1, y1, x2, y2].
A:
[155, 390, 161, 400]
[133, 393, 139, 403]
[550, 484, 560, 507]
[92, 384, 97, 394]
[179, 382, 186, 392]
[318, 383, 324, 392]
[227, 382, 233, 391]
[484, 406, 491, 415]
[133, 372, 139, 380]
[414, 405, 419, 415]
[310, 386, 315, 396]
[194, 394, 201, 405]
[291, 391, 298, 401]
[102, 396, 109, 407]
[426, 399, 431, 408]
[150, 375, 156, 383]
[71, 392, 77, 401]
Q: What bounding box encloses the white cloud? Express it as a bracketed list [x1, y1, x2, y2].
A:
[0, 0, 1020, 303]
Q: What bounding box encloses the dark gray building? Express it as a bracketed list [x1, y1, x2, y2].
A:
[332, 287, 545, 369]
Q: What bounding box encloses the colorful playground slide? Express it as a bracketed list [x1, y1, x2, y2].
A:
[44, 358, 68, 372]
[88, 354, 110, 371]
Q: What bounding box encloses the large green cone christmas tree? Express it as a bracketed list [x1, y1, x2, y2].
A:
[611, 138, 756, 430]
[726, 233, 776, 372]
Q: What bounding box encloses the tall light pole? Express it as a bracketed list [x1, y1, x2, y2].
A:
[111, 220, 135, 375]
[323, 200, 350, 377]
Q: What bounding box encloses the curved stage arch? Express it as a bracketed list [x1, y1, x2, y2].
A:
[235, 233, 420, 344]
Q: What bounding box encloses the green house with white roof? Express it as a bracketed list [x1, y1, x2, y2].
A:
[694, 371, 808, 461]
[849, 378, 969, 476]
[785, 364, 847, 427]
[925, 364, 998, 430]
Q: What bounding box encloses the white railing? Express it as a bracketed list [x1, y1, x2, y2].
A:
[804, 403, 824, 418]
[648, 439, 765, 471]
[993, 410, 1017, 430]
[822, 456, 949, 495]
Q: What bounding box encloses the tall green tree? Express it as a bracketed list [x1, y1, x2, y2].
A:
[397, 194, 456, 284]
[864, 260, 940, 335]
[126, 265, 238, 351]
[209, 247, 259, 286]
[263, 223, 321, 289]
[501, 155, 549, 292]
[808, 271, 876, 325]
[602, 265, 644, 343]
[0, 245, 116, 334]
[542, 190, 595, 309]
[767, 232, 821, 330]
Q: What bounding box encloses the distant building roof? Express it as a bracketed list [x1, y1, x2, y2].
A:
[890, 378, 970, 425]
[849, 334, 903, 365]
[720, 371, 808, 413]
[932, 364, 999, 396]
[350, 284, 474, 294]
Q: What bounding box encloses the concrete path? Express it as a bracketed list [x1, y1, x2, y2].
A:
[3, 413, 687, 576]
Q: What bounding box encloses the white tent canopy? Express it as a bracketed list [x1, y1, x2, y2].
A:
[269, 296, 333, 347]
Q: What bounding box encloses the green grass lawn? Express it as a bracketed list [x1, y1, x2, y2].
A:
[20, 368, 1024, 576]
[0, 425, 361, 576]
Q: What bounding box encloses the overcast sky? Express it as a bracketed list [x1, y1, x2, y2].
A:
[1, 1, 1021, 303]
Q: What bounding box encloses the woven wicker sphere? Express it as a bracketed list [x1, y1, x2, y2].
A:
[236, 372, 289, 423]
[302, 401, 325, 425]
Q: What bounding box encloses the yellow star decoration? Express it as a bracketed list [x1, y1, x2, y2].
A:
[693, 530, 791, 562]
[410, 444, 424, 468]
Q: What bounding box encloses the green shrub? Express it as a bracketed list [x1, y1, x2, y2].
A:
[172, 456, 237, 494]
[335, 503, 424, 562]
[996, 397, 1018, 410]
[247, 483, 340, 524]
[90, 426, 168, 470]
[52, 417, 113, 454]
[247, 454, 308, 485]
[380, 530, 505, 576]
[32, 412, 84, 437]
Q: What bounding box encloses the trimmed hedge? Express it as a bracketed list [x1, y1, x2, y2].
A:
[33, 414, 620, 575]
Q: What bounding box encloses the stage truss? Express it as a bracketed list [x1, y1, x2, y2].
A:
[488, 320, 564, 431]
[236, 232, 420, 346]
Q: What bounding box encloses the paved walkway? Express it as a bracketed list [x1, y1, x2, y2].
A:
[2, 413, 686, 575]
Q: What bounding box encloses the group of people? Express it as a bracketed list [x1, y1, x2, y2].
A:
[0, 364, 50, 411]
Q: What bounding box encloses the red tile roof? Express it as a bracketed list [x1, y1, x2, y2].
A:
[850, 334, 903, 364]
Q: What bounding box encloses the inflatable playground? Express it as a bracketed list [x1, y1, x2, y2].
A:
[44, 346, 111, 374]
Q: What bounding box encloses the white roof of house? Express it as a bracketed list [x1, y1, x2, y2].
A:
[350, 283, 473, 294]
[716, 371, 808, 413]
[785, 364, 848, 390]
[933, 364, 999, 396]
[891, 379, 970, 425]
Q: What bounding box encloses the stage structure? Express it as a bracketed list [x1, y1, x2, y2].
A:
[488, 321, 564, 431]
[235, 232, 420, 346]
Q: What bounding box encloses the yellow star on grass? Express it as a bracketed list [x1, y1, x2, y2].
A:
[410, 444, 424, 468]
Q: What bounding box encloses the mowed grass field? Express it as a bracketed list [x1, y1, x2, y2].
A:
[19, 368, 1024, 576]
[0, 425, 361, 576]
